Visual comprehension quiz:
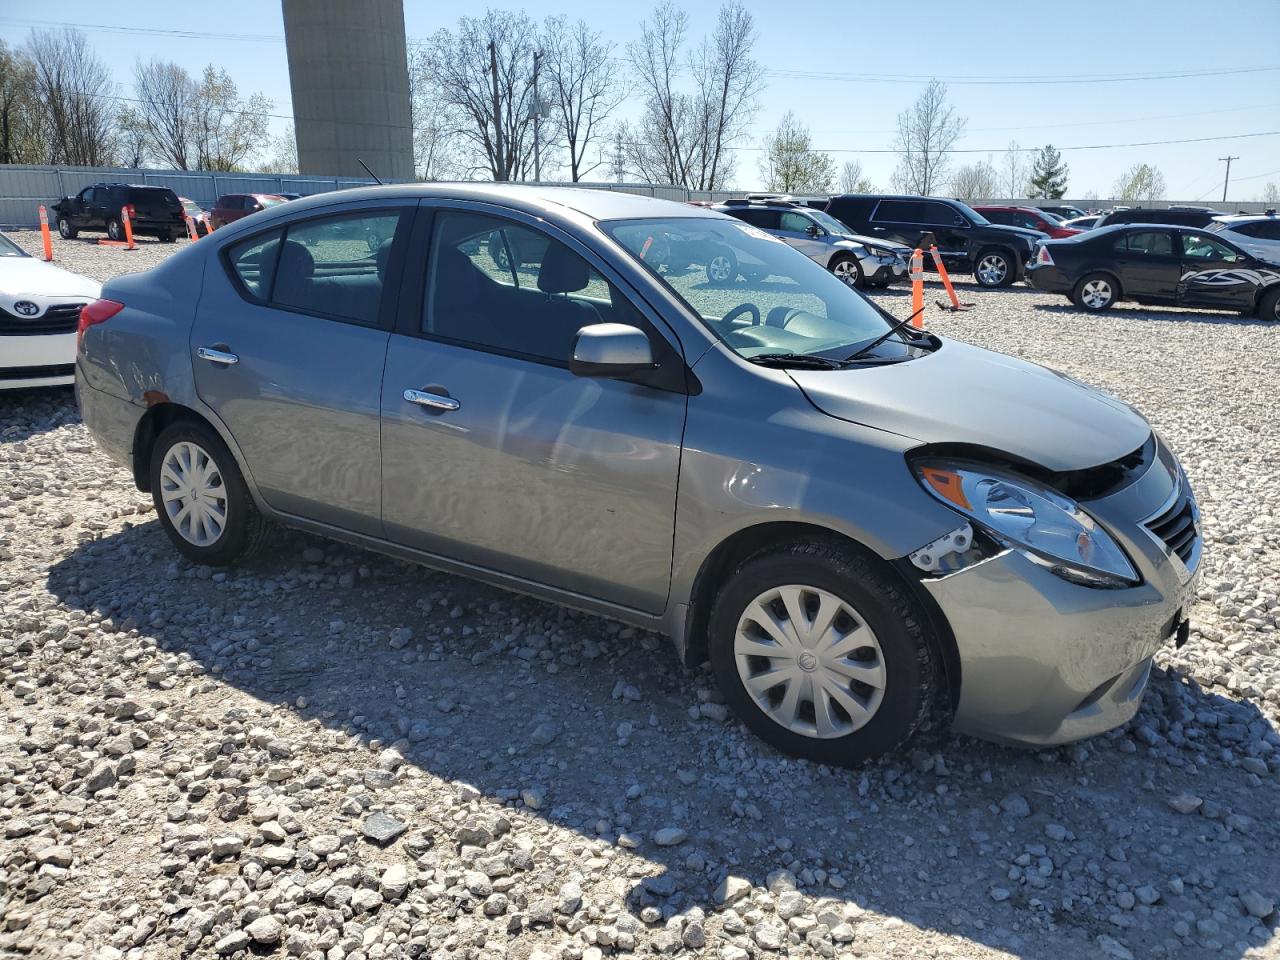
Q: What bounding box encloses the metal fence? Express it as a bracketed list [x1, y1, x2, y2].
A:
[0, 163, 1270, 228]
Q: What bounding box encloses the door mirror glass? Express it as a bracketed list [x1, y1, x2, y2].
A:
[570, 323, 656, 378]
[805, 224, 820, 237]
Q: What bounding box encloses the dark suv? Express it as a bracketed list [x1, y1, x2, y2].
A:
[1095, 206, 1226, 229]
[53, 183, 185, 242]
[824, 194, 1044, 287]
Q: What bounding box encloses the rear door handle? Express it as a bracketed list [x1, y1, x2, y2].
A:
[403, 388, 460, 412]
[196, 346, 239, 366]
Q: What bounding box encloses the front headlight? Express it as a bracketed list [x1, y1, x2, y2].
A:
[914, 461, 1139, 588]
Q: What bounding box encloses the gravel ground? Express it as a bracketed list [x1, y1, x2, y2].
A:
[2, 231, 1279, 960]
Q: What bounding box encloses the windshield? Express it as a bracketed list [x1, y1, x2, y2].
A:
[182, 200, 202, 215]
[809, 209, 855, 236]
[260, 196, 286, 207]
[601, 217, 898, 361]
[0, 232, 26, 257]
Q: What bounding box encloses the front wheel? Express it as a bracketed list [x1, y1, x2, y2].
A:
[1258, 288, 1280, 322]
[829, 254, 863, 289]
[705, 248, 739, 286]
[974, 249, 1016, 287]
[149, 421, 271, 566]
[159, 229, 175, 243]
[57, 217, 77, 239]
[708, 540, 939, 766]
[1072, 272, 1118, 311]
[106, 218, 124, 241]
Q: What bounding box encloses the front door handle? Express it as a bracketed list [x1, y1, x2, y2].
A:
[403, 388, 460, 412]
[196, 346, 239, 366]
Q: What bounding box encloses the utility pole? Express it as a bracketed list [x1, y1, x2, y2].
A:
[1219, 155, 1239, 203]
[531, 50, 542, 183]
[488, 41, 504, 181]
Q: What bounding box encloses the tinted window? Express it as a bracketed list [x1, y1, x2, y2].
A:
[1014, 212, 1043, 230]
[79, 187, 94, 202]
[271, 212, 402, 325]
[983, 210, 1012, 225]
[1115, 231, 1173, 256]
[227, 230, 283, 299]
[729, 208, 778, 230]
[779, 211, 814, 233]
[874, 200, 925, 223]
[1232, 221, 1280, 240]
[920, 201, 962, 226]
[1181, 233, 1237, 260]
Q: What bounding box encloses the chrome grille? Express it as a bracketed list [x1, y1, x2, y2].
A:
[0, 303, 84, 336]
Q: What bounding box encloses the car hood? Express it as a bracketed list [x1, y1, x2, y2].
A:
[789, 338, 1150, 472]
[0, 257, 101, 301]
[839, 233, 910, 255]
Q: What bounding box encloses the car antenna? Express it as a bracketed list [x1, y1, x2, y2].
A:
[357, 158, 383, 185]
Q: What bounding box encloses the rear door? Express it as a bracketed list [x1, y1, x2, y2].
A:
[1110, 230, 1180, 301]
[69, 187, 93, 227]
[191, 201, 412, 535]
[1177, 231, 1261, 311]
[379, 205, 687, 613]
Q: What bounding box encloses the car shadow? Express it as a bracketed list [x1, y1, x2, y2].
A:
[43, 521, 1280, 959]
[0, 385, 78, 443]
[1031, 303, 1270, 326]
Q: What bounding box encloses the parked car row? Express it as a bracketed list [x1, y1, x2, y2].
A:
[51, 182, 305, 243]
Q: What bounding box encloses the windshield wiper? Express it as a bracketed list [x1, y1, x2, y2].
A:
[843, 308, 929, 363]
[746, 353, 847, 369]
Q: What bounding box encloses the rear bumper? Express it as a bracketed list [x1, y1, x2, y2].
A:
[1026, 264, 1072, 294]
[1, 332, 76, 390]
[75, 374, 143, 471]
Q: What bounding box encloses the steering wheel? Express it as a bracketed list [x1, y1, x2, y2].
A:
[721, 302, 761, 326]
[764, 306, 803, 328]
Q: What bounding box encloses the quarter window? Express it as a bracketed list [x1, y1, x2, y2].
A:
[424, 211, 637, 364]
[227, 230, 283, 299]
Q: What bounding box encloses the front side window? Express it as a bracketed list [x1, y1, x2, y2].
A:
[602, 217, 894, 362]
[809, 210, 853, 235]
[1181, 233, 1237, 260]
[271, 212, 402, 325]
[425, 211, 634, 364]
[1116, 231, 1173, 256]
[79, 187, 95, 203]
[779, 211, 815, 234]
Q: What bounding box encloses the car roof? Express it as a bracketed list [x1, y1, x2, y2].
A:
[271, 182, 720, 223]
[1213, 212, 1278, 224]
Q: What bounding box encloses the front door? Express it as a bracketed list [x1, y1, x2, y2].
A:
[776, 210, 830, 264]
[1111, 230, 1181, 301]
[380, 207, 687, 614]
[191, 203, 411, 535]
[1177, 231, 1261, 311]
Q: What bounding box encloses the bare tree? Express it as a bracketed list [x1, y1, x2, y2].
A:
[191, 66, 272, 171]
[421, 11, 539, 181]
[541, 17, 622, 182]
[951, 159, 999, 200]
[759, 112, 833, 193]
[1258, 182, 1279, 205]
[25, 28, 117, 165]
[890, 79, 964, 195]
[407, 42, 468, 180]
[115, 106, 149, 168]
[0, 42, 44, 164]
[838, 159, 875, 193]
[1112, 163, 1166, 203]
[261, 123, 297, 174]
[1002, 140, 1028, 197]
[133, 58, 198, 169]
[624, 1, 762, 190]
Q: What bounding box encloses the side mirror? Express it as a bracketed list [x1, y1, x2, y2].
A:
[251, 203, 263, 212]
[570, 323, 656, 378]
[805, 224, 820, 237]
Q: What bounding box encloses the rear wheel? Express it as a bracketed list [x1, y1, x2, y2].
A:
[57, 217, 77, 239]
[106, 218, 124, 241]
[974, 249, 1016, 287]
[830, 254, 863, 289]
[1073, 272, 1118, 311]
[149, 421, 270, 566]
[1258, 288, 1280, 322]
[708, 540, 938, 766]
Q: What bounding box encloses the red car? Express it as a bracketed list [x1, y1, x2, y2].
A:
[209, 193, 286, 230]
[974, 205, 1081, 239]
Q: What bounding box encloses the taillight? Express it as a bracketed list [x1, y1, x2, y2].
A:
[1036, 245, 1054, 266]
[78, 299, 124, 347]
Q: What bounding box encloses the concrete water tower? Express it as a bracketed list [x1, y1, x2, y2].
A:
[281, 0, 415, 180]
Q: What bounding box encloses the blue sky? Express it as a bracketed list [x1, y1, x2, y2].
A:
[2, 1, 1278, 199]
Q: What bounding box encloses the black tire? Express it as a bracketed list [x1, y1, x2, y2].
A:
[973, 248, 1017, 288]
[708, 539, 939, 766]
[829, 254, 863, 289]
[1072, 272, 1119, 311]
[57, 217, 77, 239]
[106, 218, 124, 242]
[159, 229, 175, 243]
[868, 276, 892, 289]
[705, 247, 738, 286]
[149, 420, 271, 566]
[488, 233, 512, 271]
[1258, 287, 1280, 322]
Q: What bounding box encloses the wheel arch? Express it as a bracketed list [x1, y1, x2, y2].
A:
[678, 520, 960, 713]
[1077, 268, 1125, 301]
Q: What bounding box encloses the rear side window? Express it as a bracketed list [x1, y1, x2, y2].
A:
[731, 208, 779, 230]
[1232, 221, 1280, 240]
[874, 200, 924, 223]
[983, 210, 1011, 225]
[227, 230, 283, 299]
[1114, 231, 1173, 256]
[270, 212, 402, 326]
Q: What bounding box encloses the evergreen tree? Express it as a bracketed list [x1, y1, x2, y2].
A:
[1028, 144, 1069, 199]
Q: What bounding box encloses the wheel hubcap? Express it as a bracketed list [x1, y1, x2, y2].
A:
[833, 260, 857, 285]
[977, 255, 1007, 285]
[734, 584, 887, 740]
[159, 441, 228, 547]
[709, 256, 732, 281]
[1082, 279, 1112, 308]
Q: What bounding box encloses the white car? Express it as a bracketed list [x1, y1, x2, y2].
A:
[0, 232, 101, 390]
[1208, 212, 1280, 263]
